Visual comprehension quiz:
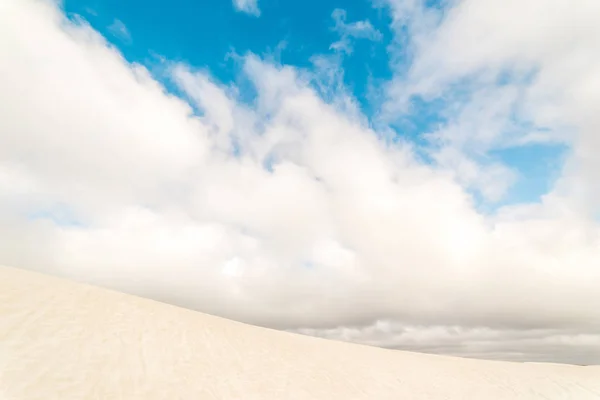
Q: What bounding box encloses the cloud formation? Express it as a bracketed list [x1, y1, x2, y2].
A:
[233, 0, 260, 17]
[330, 8, 383, 54]
[1, 0, 599, 364]
[383, 0, 600, 207]
[107, 19, 131, 43]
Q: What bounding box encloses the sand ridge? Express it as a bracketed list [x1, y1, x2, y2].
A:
[1, 265, 599, 399]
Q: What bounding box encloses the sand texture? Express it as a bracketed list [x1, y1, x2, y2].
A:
[1, 265, 599, 399]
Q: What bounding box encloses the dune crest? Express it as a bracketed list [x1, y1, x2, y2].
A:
[1, 265, 599, 399]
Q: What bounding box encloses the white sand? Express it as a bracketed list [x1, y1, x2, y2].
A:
[1, 266, 599, 399]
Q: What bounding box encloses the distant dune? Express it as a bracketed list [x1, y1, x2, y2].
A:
[1, 265, 599, 399]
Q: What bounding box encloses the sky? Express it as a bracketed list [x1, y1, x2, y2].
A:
[0, 0, 599, 365]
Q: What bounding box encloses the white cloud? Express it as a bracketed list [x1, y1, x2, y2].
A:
[383, 0, 600, 209]
[232, 0, 260, 17]
[292, 323, 600, 365]
[330, 8, 383, 54]
[1, 0, 600, 364]
[107, 18, 131, 43]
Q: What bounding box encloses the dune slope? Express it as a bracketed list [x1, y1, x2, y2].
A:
[1, 265, 599, 399]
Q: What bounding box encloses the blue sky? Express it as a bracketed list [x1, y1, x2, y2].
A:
[61, 0, 564, 208]
[65, 0, 393, 105]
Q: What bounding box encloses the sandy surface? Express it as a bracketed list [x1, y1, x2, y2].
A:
[1, 265, 599, 399]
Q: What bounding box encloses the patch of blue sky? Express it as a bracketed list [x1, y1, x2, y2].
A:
[490, 143, 568, 207]
[467, 142, 566, 213]
[27, 204, 86, 228]
[332, 9, 394, 111]
[424, 0, 448, 8]
[393, 96, 447, 144]
[495, 67, 539, 88]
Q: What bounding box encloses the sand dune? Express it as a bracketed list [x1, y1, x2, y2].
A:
[1, 266, 599, 399]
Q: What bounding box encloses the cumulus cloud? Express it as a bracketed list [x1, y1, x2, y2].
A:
[232, 0, 260, 17]
[330, 8, 383, 54]
[1, 0, 599, 364]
